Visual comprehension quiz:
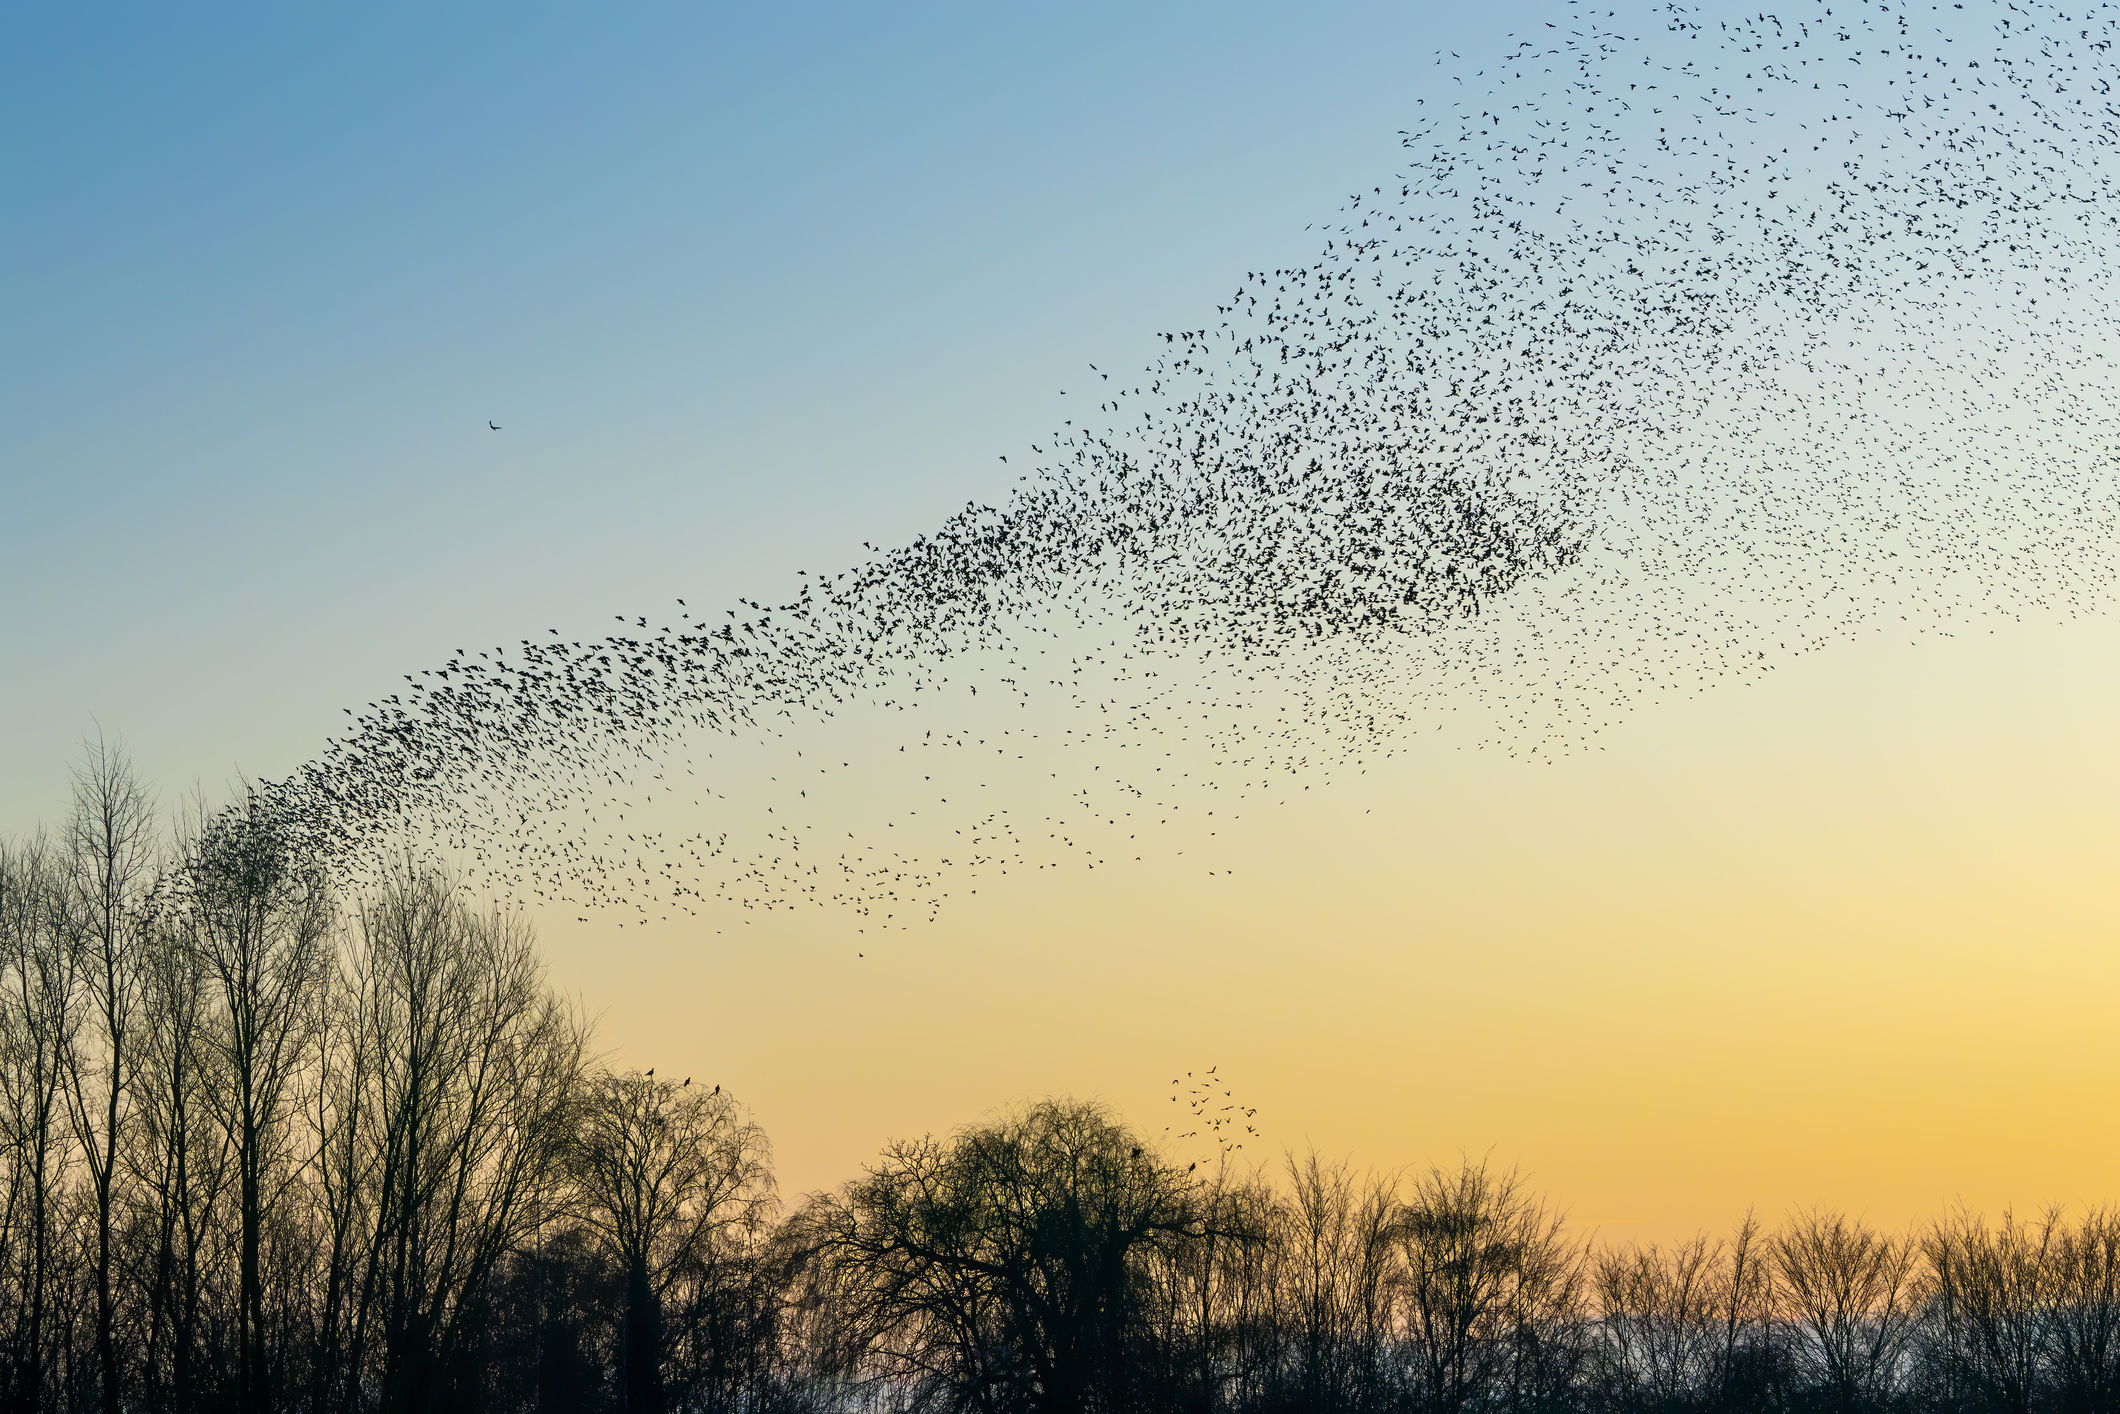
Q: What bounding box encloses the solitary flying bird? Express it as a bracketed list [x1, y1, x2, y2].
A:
[488, 421, 501, 431]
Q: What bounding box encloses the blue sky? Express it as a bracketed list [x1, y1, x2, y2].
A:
[2, 0, 1557, 826]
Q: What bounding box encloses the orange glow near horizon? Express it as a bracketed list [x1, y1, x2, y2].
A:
[524, 607, 2120, 1247]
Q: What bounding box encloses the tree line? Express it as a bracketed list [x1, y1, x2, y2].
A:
[3, 744, 2116, 1414]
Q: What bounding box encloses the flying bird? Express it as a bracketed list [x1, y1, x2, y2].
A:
[240, 0, 2120, 945]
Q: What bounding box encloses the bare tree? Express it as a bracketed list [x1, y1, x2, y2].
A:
[1135, 1159, 1278, 1413]
[1772, 1211, 1920, 1414]
[177, 794, 332, 1414]
[337, 864, 584, 1414]
[302, 929, 381, 1414]
[1591, 1217, 1778, 1414]
[0, 836, 83, 1414]
[1711, 1213, 1781, 1414]
[2048, 1208, 2120, 1414]
[130, 903, 236, 1414]
[1923, 1206, 2057, 1414]
[571, 1068, 773, 1413]
[1593, 1235, 1729, 1414]
[59, 737, 156, 1414]
[1276, 1151, 1397, 1412]
[1394, 1159, 1583, 1414]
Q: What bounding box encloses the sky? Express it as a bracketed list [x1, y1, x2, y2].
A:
[4, 2, 2116, 1241]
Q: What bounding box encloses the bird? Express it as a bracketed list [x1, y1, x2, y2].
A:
[257, 0, 2119, 957]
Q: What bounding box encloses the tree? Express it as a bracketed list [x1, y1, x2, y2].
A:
[177, 794, 332, 1414]
[1711, 1213, 1782, 1414]
[338, 864, 584, 1414]
[1772, 1211, 1920, 1414]
[1136, 1161, 1277, 1413]
[130, 902, 237, 1414]
[2048, 1208, 2120, 1414]
[60, 738, 156, 1414]
[1591, 1217, 1779, 1414]
[1593, 1235, 1729, 1414]
[1393, 1159, 1584, 1414]
[571, 1069, 773, 1413]
[0, 836, 82, 1414]
[1922, 1207, 2056, 1414]
[803, 1097, 1200, 1414]
[1276, 1152, 1397, 1413]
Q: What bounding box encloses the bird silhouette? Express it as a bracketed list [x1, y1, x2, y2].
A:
[225, 0, 2120, 942]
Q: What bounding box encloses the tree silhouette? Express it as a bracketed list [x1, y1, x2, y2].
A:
[571, 1068, 771, 1413]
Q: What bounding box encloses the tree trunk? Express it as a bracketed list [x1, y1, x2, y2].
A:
[625, 1257, 664, 1414]
[97, 1219, 117, 1414]
[243, 1128, 268, 1414]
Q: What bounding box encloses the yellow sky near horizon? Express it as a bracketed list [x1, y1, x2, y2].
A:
[524, 603, 2120, 1248]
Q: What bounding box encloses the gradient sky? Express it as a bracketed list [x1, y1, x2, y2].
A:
[5, 2, 2116, 1241]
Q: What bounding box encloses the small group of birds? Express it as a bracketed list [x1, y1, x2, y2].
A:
[643, 1069, 720, 1094]
[1168, 1066, 1261, 1156]
[240, 0, 2115, 934]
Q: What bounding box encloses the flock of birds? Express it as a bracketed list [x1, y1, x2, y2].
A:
[1169, 1067, 1263, 1158]
[257, 0, 2120, 929]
